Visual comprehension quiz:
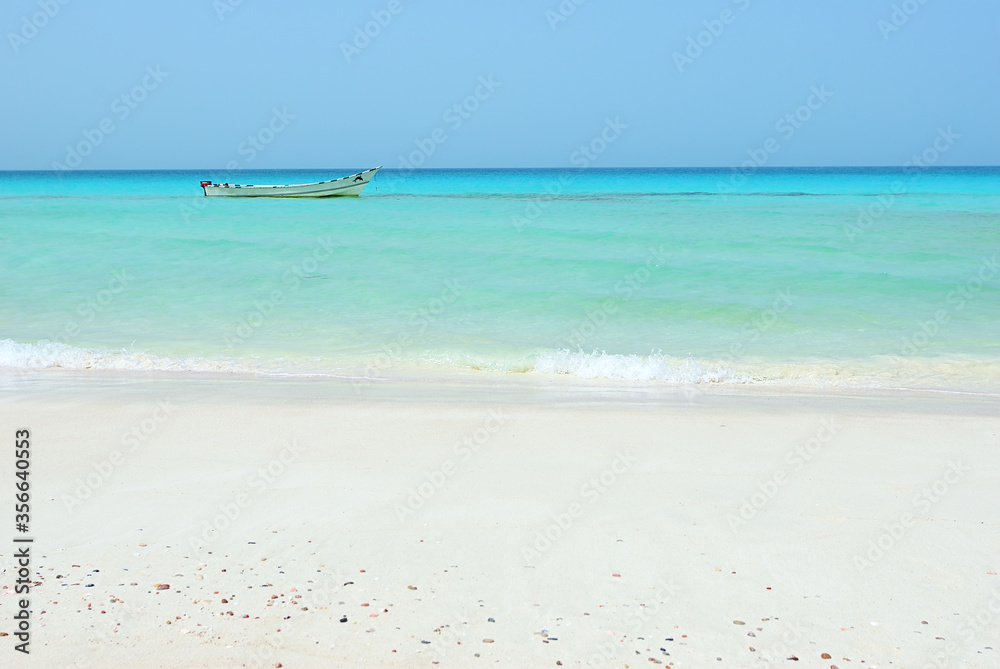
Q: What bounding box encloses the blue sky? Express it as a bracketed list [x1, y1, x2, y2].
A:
[2, 0, 997, 169]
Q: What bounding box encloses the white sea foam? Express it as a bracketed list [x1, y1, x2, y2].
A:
[533, 349, 757, 384]
[0, 339, 253, 374]
[531, 349, 1000, 393]
[3, 340, 998, 394]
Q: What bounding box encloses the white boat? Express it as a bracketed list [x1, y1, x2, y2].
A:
[200, 167, 381, 197]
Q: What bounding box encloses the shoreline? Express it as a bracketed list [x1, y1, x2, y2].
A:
[2, 370, 998, 667]
[6, 339, 1000, 397]
[5, 366, 1000, 405]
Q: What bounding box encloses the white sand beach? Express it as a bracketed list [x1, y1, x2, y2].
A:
[1, 371, 998, 668]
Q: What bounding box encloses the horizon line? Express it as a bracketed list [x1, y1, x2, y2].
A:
[2, 165, 999, 173]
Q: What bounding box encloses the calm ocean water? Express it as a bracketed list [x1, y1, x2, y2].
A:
[1, 168, 998, 391]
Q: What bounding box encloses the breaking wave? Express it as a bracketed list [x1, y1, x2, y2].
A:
[0, 339, 256, 374]
[3, 340, 999, 393]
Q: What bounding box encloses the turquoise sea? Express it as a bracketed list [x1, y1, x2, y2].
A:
[1, 168, 998, 392]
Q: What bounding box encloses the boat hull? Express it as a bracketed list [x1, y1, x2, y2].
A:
[201, 167, 381, 197]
